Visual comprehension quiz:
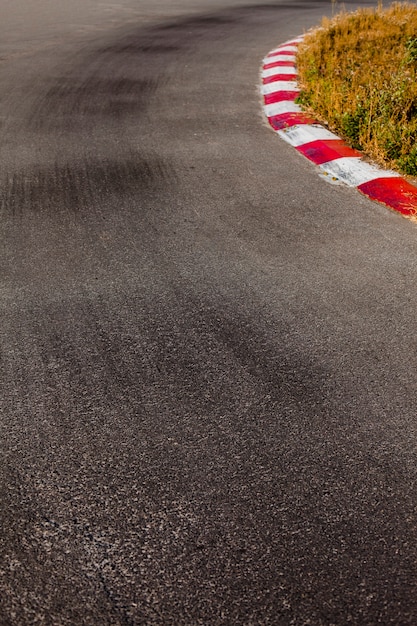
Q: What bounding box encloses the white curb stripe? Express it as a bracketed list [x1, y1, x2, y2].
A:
[264, 101, 303, 116]
[278, 125, 340, 147]
[318, 157, 400, 187]
[261, 80, 298, 95]
[265, 54, 296, 64]
[262, 66, 298, 78]
[270, 45, 298, 54]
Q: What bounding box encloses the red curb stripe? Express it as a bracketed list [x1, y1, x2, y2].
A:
[358, 178, 417, 216]
[263, 60, 296, 70]
[263, 91, 299, 105]
[296, 139, 363, 165]
[268, 112, 317, 130]
[263, 74, 297, 84]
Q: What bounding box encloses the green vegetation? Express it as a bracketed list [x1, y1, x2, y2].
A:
[296, 2, 417, 176]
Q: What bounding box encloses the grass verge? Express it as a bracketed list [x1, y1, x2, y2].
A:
[296, 2, 417, 176]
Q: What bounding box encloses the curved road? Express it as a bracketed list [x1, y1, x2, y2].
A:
[2, 1, 417, 624]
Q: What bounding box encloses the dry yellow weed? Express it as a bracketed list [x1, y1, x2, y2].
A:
[296, 2, 417, 176]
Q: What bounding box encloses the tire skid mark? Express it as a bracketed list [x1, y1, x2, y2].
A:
[9, 10, 249, 219]
[4, 5, 294, 219]
[27, 12, 242, 133]
[152, 14, 237, 31]
[37, 77, 161, 122]
[0, 154, 175, 216]
[28, 66, 164, 133]
[100, 42, 180, 55]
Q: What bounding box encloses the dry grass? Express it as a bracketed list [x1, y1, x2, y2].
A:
[296, 2, 417, 176]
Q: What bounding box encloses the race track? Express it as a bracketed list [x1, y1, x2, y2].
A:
[1, 1, 417, 624]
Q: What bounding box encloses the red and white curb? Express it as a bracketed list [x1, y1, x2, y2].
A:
[261, 36, 417, 217]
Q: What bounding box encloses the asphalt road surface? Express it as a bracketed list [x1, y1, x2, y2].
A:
[2, 1, 417, 624]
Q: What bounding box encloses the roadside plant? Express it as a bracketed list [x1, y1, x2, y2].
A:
[297, 2, 417, 176]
